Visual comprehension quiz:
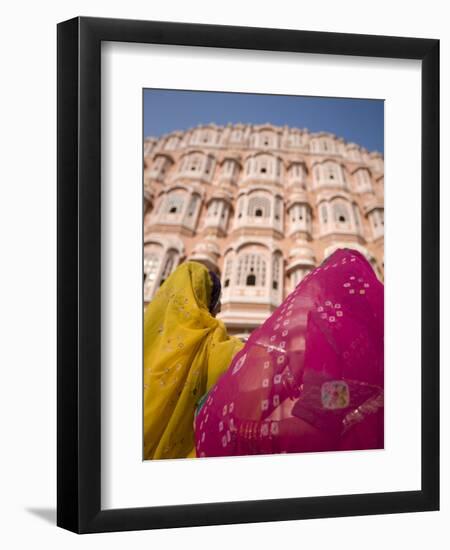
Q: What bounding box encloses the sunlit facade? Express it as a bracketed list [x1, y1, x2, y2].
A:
[143, 123, 384, 337]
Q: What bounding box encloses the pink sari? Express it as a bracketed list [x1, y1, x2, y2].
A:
[194, 249, 384, 457]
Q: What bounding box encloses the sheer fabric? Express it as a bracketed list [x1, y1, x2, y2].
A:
[143, 261, 244, 459]
[195, 249, 384, 457]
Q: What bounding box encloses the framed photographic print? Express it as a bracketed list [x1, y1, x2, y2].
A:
[57, 16, 439, 533]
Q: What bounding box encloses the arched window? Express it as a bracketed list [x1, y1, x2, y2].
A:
[165, 194, 184, 215]
[334, 201, 349, 224]
[252, 154, 275, 177]
[181, 152, 208, 174]
[236, 254, 267, 287]
[191, 158, 201, 171]
[355, 168, 372, 192]
[248, 195, 271, 218]
[323, 161, 340, 181]
[288, 203, 311, 236]
[290, 206, 296, 222]
[150, 155, 172, 179]
[321, 204, 328, 224]
[187, 195, 199, 218]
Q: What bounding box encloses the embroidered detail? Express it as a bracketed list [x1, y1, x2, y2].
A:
[321, 380, 350, 409]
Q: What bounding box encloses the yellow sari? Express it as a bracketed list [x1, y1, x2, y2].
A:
[143, 261, 244, 459]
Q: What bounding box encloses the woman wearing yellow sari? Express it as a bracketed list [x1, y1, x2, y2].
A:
[143, 261, 244, 460]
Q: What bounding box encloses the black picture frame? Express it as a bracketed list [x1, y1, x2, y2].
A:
[57, 16, 439, 533]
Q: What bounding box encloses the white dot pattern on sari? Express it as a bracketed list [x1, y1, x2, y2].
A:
[194, 249, 384, 458]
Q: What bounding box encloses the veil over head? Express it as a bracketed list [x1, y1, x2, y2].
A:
[195, 249, 384, 457]
[143, 261, 243, 459]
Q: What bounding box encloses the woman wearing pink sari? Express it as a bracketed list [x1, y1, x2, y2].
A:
[194, 248, 384, 457]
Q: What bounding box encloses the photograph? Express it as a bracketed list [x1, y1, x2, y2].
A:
[142, 90, 385, 460]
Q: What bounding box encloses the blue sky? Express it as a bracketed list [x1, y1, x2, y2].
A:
[143, 89, 384, 153]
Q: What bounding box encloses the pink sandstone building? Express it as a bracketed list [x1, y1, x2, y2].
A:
[143, 123, 384, 338]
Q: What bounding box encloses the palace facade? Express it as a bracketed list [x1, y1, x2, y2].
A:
[143, 123, 384, 338]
